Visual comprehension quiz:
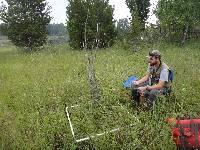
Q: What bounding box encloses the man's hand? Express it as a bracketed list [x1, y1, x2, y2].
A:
[133, 80, 140, 86]
[138, 86, 147, 93]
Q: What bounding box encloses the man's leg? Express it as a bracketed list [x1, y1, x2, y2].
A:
[131, 89, 140, 105]
[131, 82, 146, 105]
[144, 89, 163, 108]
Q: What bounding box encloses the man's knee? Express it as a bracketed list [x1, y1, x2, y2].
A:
[131, 88, 140, 104]
[149, 89, 162, 95]
[145, 89, 161, 102]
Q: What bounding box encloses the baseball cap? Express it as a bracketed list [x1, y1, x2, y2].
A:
[148, 50, 161, 59]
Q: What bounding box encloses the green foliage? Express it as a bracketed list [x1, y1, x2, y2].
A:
[47, 36, 69, 45]
[66, 0, 116, 49]
[129, 8, 142, 39]
[0, 0, 52, 51]
[142, 25, 162, 43]
[0, 41, 200, 149]
[46, 24, 69, 45]
[125, 0, 150, 51]
[47, 23, 68, 36]
[0, 23, 8, 35]
[156, 0, 200, 43]
[116, 18, 130, 40]
[126, 0, 150, 30]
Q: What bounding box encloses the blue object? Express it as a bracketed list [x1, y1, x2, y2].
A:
[168, 68, 174, 82]
[123, 75, 138, 89]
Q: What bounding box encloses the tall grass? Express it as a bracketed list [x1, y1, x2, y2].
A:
[0, 41, 199, 149]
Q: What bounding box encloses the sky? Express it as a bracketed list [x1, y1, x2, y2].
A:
[1, 0, 158, 24]
[48, 0, 158, 24]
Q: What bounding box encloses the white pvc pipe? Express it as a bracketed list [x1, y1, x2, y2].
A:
[75, 127, 120, 143]
[65, 104, 140, 143]
[65, 107, 76, 140]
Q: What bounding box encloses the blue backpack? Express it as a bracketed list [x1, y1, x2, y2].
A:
[168, 68, 174, 83]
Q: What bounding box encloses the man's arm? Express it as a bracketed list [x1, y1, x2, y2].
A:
[146, 80, 165, 90]
[138, 80, 165, 93]
[133, 64, 150, 86]
[135, 73, 149, 85]
[146, 68, 169, 90]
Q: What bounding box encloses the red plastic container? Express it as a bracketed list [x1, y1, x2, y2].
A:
[167, 118, 200, 149]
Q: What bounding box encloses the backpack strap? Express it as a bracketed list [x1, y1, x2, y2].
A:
[190, 120, 200, 148]
[168, 68, 174, 83]
[176, 119, 200, 149]
[178, 123, 187, 150]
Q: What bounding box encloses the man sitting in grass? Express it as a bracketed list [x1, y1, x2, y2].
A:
[131, 50, 171, 107]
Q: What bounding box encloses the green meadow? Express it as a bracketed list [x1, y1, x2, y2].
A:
[0, 41, 200, 149]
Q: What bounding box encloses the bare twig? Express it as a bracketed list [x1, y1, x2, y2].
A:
[84, 9, 101, 103]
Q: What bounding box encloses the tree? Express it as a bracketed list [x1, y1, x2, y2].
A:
[156, 0, 200, 45]
[126, 0, 150, 30]
[125, 0, 150, 51]
[66, 0, 116, 49]
[116, 18, 130, 40]
[0, 0, 52, 51]
[0, 23, 8, 35]
[47, 23, 68, 36]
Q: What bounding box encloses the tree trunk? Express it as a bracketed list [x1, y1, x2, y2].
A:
[86, 53, 101, 102]
[84, 9, 101, 103]
[181, 23, 189, 46]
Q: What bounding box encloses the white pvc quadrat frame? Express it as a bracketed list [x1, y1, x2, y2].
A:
[65, 104, 140, 143]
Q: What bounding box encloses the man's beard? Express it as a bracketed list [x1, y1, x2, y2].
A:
[150, 62, 157, 66]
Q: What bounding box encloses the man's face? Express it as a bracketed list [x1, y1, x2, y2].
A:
[148, 56, 159, 66]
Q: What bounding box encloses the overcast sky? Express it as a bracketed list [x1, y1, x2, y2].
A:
[1, 0, 158, 24]
[48, 0, 158, 24]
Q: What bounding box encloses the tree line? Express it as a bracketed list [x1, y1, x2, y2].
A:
[0, 0, 199, 51]
[0, 23, 68, 36]
[47, 23, 68, 36]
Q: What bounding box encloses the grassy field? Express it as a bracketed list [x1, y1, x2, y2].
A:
[0, 41, 200, 149]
